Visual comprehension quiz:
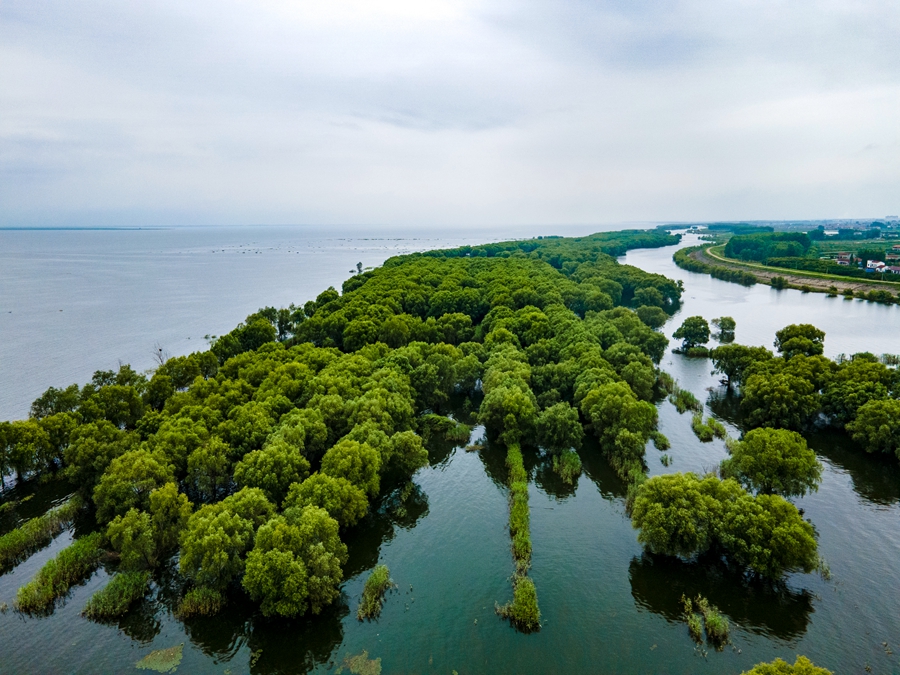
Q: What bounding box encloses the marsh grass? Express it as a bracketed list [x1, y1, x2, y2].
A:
[649, 431, 670, 450]
[691, 414, 714, 442]
[177, 586, 225, 618]
[706, 417, 727, 439]
[693, 594, 729, 649]
[670, 388, 702, 414]
[357, 564, 394, 620]
[0, 498, 81, 571]
[552, 449, 582, 485]
[15, 531, 103, 614]
[82, 570, 150, 620]
[496, 575, 540, 632]
[135, 644, 184, 673]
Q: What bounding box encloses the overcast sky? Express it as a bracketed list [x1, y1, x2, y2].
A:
[1, 0, 898, 227]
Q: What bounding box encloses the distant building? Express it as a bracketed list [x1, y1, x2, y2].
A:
[836, 252, 853, 261]
[836, 260, 850, 266]
[886, 266, 900, 274]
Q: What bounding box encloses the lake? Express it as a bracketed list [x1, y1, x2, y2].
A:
[0, 230, 898, 675]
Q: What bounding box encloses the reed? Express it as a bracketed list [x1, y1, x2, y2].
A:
[552, 449, 582, 485]
[496, 575, 540, 632]
[357, 564, 393, 620]
[83, 570, 150, 620]
[0, 498, 81, 571]
[177, 586, 225, 618]
[15, 532, 103, 614]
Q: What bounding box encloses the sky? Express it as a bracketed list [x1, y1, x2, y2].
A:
[1, 0, 898, 228]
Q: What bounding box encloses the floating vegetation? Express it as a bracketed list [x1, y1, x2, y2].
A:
[337, 650, 382, 675]
[552, 449, 582, 485]
[15, 532, 103, 614]
[682, 594, 729, 650]
[0, 497, 82, 572]
[177, 586, 224, 618]
[669, 388, 702, 415]
[357, 564, 394, 620]
[83, 570, 150, 620]
[659, 454, 672, 467]
[496, 575, 541, 632]
[135, 644, 184, 673]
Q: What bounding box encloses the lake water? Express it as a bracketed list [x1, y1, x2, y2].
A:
[1, 230, 899, 675]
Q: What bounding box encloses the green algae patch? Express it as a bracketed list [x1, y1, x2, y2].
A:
[135, 644, 183, 673]
[337, 650, 382, 675]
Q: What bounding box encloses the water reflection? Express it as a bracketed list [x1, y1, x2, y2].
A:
[578, 437, 628, 500]
[629, 553, 814, 641]
[533, 454, 577, 502]
[807, 431, 900, 506]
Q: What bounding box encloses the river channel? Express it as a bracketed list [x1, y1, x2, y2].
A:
[0, 233, 898, 675]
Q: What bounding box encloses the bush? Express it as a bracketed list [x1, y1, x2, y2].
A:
[177, 586, 225, 618]
[669, 388, 702, 414]
[15, 532, 104, 614]
[691, 414, 714, 442]
[771, 276, 789, 289]
[357, 564, 394, 620]
[82, 570, 150, 620]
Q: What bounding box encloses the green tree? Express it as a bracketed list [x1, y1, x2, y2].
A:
[630, 473, 729, 557]
[186, 438, 232, 503]
[846, 399, 900, 458]
[710, 344, 773, 388]
[283, 473, 369, 528]
[320, 440, 381, 498]
[634, 305, 668, 330]
[233, 439, 311, 504]
[149, 482, 193, 553]
[108, 509, 156, 570]
[242, 506, 347, 617]
[93, 450, 174, 524]
[478, 385, 538, 446]
[387, 431, 429, 476]
[64, 421, 139, 493]
[721, 428, 822, 497]
[741, 372, 819, 431]
[535, 402, 584, 452]
[673, 316, 710, 349]
[179, 487, 274, 590]
[774, 324, 825, 359]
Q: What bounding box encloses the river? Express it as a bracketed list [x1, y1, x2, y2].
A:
[0, 232, 898, 675]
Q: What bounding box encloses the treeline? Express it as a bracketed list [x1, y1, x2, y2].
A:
[724, 232, 812, 261]
[0, 228, 683, 622]
[673, 247, 758, 286]
[709, 325, 900, 460]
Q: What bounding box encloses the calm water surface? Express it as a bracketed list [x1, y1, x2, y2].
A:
[1, 231, 899, 675]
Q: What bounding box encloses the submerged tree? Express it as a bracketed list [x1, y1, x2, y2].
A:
[673, 316, 710, 350]
[721, 428, 822, 498]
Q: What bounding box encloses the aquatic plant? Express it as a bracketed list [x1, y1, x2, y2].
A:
[82, 570, 150, 620]
[337, 650, 382, 675]
[552, 449, 582, 485]
[135, 644, 184, 673]
[669, 388, 702, 414]
[695, 594, 729, 648]
[0, 497, 81, 571]
[177, 586, 224, 618]
[691, 414, 714, 442]
[15, 532, 104, 614]
[649, 431, 670, 450]
[740, 656, 832, 674]
[357, 564, 394, 620]
[496, 575, 541, 632]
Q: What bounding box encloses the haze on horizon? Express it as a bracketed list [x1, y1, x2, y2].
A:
[1, 0, 898, 229]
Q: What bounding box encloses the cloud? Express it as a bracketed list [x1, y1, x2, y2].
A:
[1, 0, 898, 226]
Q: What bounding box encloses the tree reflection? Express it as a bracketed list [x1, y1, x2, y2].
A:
[629, 553, 814, 641]
[807, 431, 900, 506]
[533, 453, 577, 502]
[578, 437, 628, 501]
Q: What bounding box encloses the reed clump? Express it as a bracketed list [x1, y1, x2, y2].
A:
[670, 388, 702, 414]
[177, 586, 225, 618]
[15, 531, 104, 614]
[682, 593, 729, 649]
[357, 564, 394, 620]
[82, 570, 150, 620]
[692, 415, 727, 442]
[552, 449, 582, 485]
[0, 498, 82, 571]
[496, 575, 540, 632]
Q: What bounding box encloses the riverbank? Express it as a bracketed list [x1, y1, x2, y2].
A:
[679, 244, 900, 301]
